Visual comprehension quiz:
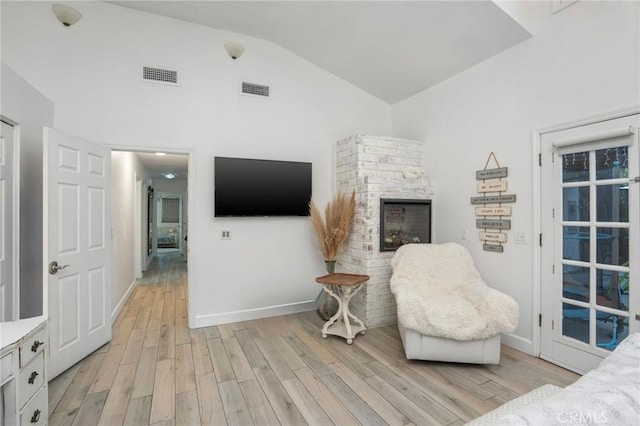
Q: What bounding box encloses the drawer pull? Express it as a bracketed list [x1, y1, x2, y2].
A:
[31, 409, 41, 423]
[28, 371, 39, 384]
[31, 340, 44, 352]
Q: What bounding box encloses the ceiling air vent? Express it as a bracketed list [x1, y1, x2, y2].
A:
[242, 82, 270, 98]
[142, 66, 178, 85]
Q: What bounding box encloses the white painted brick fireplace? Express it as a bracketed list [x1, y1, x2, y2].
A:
[336, 135, 434, 327]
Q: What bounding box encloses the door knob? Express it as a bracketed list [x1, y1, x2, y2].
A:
[48, 261, 70, 275]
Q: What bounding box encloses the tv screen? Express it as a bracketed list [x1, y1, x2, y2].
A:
[214, 156, 312, 217]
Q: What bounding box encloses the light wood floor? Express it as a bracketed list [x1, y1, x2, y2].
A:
[48, 252, 579, 425]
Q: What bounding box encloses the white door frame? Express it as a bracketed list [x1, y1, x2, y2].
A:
[107, 144, 196, 328]
[532, 106, 640, 356]
[134, 174, 143, 279]
[0, 116, 21, 321]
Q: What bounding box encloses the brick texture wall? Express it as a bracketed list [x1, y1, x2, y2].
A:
[336, 135, 434, 327]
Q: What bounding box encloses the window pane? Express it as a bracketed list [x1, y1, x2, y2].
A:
[562, 151, 589, 182]
[563, 265, 589, 303]
[596, 147, 628, 180]
[596, 227, 629, 266]
[596, 270, 629, 312]
[162, 198, 180, 223]
[563, 226, 590, 262]
[563, 187, 589, 221]
[562, 303, 589, 344]
[595, 314, 628, 351]
[596, 184, 628, 222]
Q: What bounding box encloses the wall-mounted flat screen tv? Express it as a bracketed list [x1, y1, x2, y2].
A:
[214, 156, 312, 217]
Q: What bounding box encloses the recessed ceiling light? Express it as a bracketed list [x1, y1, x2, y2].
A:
[164, 173, 176, 179]
[156, 152, 166, 156]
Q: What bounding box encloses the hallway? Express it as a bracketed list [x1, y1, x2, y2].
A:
[47, 252, 579, 425]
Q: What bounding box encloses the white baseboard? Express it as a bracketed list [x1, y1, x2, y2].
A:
[195, 300, 316, 328]
[111, 280, 136, 324]
[502, 332, 534, 355]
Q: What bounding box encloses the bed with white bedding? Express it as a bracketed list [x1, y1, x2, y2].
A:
[467, 332, 640, 425]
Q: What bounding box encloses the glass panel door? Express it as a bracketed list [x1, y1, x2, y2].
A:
[540, 113, 638, 374]
[560, 146, 630, 351]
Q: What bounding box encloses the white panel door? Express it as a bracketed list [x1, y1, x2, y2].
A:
[44, 128, 112, 379]
[540, 114, 639, 373]
[0, 120, 17, 322]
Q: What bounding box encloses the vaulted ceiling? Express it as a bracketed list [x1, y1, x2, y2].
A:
[108, 1, 533, 104]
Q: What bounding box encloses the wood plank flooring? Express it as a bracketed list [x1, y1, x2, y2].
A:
[48, 252, 580, 425]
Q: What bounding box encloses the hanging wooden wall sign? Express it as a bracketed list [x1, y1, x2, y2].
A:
[475, 206, 511, 216]
[472, 152, 515, 253]
[479, 231, 508, 243]
[476, 219, 511, 230]
[477, 179, 507, 193]
[476, 167, 508, 179]
[470, 194, 517, 204]
[483, 243, 504, 253]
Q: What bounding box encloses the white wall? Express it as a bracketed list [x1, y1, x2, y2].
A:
[0, 63, 55, 319]
[493, 0, 545, 36]
[110, 151, 149, 319]
[153, 179, 187, 195]
[1, 2, 391, 327]
[392, 1, 640, 352]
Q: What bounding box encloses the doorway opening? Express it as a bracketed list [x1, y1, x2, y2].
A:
[110, 149, 190, 321]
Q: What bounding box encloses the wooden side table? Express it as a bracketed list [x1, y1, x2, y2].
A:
[315, 273, 369, 344]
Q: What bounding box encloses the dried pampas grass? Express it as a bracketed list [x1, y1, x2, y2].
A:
[309, 191, 356, 261]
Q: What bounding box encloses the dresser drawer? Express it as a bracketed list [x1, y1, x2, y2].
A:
[19, 329, 46, 368]
[20, 386, 46, 426]
[19, 353, 44, 409]
[1, 352, 14, 384]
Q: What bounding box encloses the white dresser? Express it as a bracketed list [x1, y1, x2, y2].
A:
[0, 316, 48, 426]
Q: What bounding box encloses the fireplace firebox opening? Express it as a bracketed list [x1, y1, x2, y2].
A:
[380, 199, 432, 251]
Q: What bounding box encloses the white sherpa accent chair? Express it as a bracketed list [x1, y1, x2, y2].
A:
[390, 243, 519, 364]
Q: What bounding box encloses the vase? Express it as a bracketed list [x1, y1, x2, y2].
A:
[316, 261, 339, 320]
[324, 261, 336, 274]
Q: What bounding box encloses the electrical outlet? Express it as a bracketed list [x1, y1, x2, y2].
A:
[221, 230, 231, 240]
[461, 230, 468, 240]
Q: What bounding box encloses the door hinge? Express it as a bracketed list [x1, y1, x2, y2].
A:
[553, 264, 555, 274]
[552, 153, 555, 163]
[539, 233, 543, 246]
[552, 208, 555, 218]
[539, 153, 542, 167]
[632, 176, 640, 183]
[551, 320, 555, 330]
[539, 314, 542, 327]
